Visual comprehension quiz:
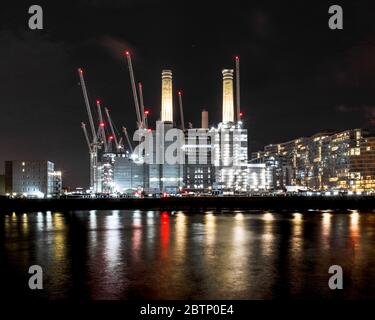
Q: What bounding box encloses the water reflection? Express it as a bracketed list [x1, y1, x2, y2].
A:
[291, 213, 303, 246]
[204, 213, 216, 254]
[52, 213, 66, 260]
[1, 210, 375, 299]
[228, 212, 250, 296]
[174, 212, 187, 257]
[290, 213, 304, 295]
[261, 212, 274, 256]
[349, 210, 361, 257]
[89, 210, 97, 229]
[350, 210, 360, 234]
[132, 212, 142, 263]
[105, 211, 121, 270]
[263, 212, 274, 222]
[160, 212, 170, 260]
[322, 212, 331, 237]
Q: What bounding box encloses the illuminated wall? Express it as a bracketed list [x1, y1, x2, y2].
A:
[112, 155, 145, 192]
[183, 128, 214, 191]
[4, 160, 56, 197]
[213, 123, 249, 193]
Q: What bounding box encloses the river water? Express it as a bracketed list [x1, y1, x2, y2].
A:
[1, 210, 375, 299]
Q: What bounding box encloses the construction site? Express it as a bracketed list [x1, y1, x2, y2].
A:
[78, 52, 268, 197]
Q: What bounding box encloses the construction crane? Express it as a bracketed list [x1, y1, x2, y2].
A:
[118, 137, 124, 150]
[144, 109, 149, 129]
[178, 91, 185, 131]
[81, 122, 91, 152]
[78, 68, 97, 144]
[104, 107, 120, 150]
[235, 56, 241, 123]
[96, 100, 108, 152]
[138, 82, 146, 127]
[78, 68, 99, 193]
[123, 127, 134, 153]
[125, 51, 142, 128]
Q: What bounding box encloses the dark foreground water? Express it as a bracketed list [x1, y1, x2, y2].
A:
[1, 210, 375, 299]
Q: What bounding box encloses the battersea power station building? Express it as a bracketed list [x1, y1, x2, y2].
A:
[87, 59, 268, 195]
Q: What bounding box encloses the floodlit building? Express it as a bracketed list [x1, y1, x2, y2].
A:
[212, 123, 249, 193]
[324, 129, 375, 191]
[90, 61, 270, 195]
[113, 155, 145, 193]
[51, 171, 63, 196]
[212, 69, 249, 193]
[247, 163, 270, 191]
[153, 122, 183, 194]
[96, 152, 146, 194]
[183, 127, 215, 192]
[251, 128, 375, 192]
[4, 160, 62, 197]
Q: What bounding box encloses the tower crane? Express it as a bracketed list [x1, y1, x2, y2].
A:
[81, 122, 91, 152]
[96, 100, 108, 152]
[138, 82, 146, 127]
[125, 51, 142, 128]
[105, 107, 121, 151]
[78, 68, 99, 193]
[178, 91, 185, 131]
[123, 127, 134, 153]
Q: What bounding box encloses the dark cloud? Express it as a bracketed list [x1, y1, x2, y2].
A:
[251, 11, 272, 37]
[0, 31, 89, 186]
[335, 105, 375, 127]
[332, 42, 375, 87]
[99, 36, 133, 63]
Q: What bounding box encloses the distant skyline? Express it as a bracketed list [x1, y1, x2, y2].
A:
[1, 0, 375, 187]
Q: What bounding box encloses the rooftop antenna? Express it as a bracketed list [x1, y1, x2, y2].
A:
[235, 56, 241, 123]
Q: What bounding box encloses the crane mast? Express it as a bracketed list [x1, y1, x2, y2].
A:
[144, 110, 149, 128]
[118, 137, 124, 149]
[138, 82, 145, 127]
[178, 91, 185, 131]
[81, 122, 92, 152]
[123, 127, 134, 153]
[96, 100, 108, 152]
[125, 51, 142, 128]
[105, 107, 120, 150]
[78, 68, 99, 193]
[78, 68, 97, 143]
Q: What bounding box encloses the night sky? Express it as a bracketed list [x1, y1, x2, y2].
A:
[1, 0, 375, 187]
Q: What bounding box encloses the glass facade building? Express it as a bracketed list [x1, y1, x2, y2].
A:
[251, 129, 375, 192]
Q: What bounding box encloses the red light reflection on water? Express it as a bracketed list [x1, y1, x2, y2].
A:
[160, 212, 170, 257]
